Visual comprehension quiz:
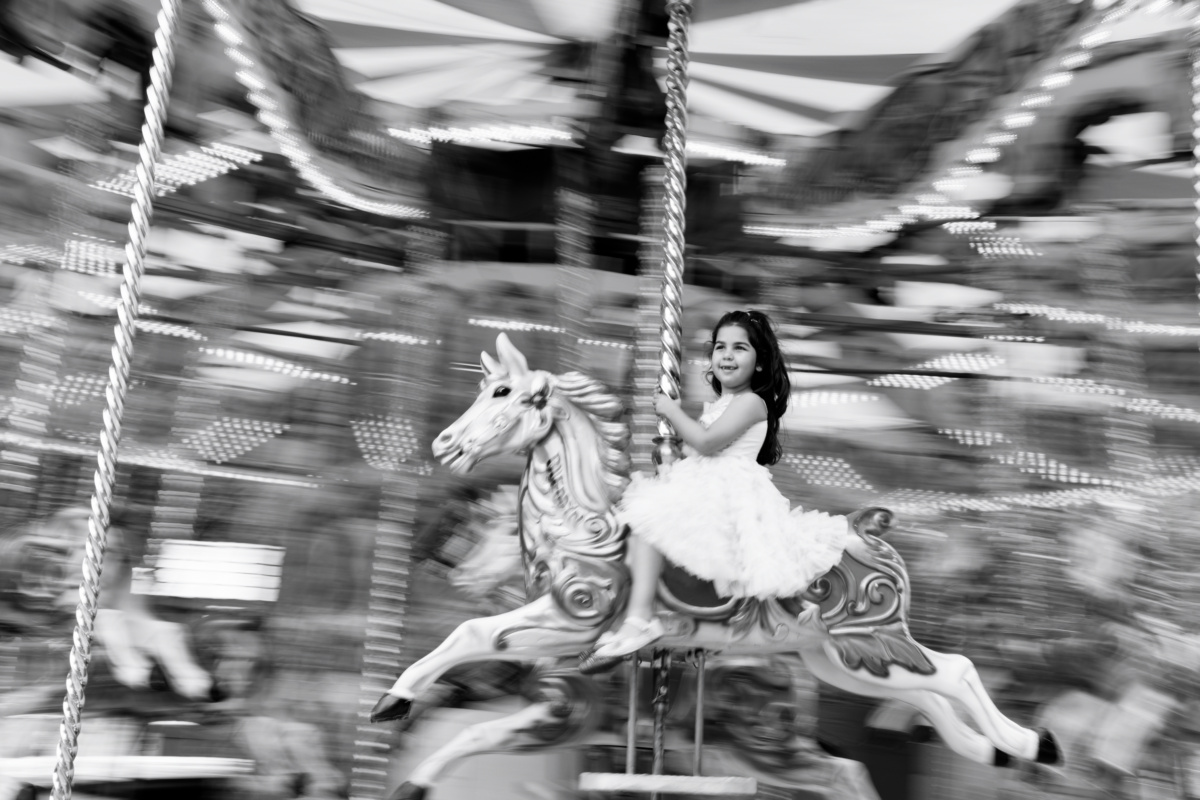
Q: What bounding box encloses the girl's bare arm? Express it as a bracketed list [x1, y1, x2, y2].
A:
[656, 392, 767, 456]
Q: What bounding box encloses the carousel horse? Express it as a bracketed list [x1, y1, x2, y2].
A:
[0, 508, 217, 705]
[371, 334, 1060, 794]
[435, 520, 885, 799]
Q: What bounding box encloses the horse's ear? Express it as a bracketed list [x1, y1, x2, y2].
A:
[480, 349, 502, 378]
[495, 333, 529, 376]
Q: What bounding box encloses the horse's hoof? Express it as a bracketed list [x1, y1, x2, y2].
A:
[388, 781, 427, 800]
[1035, 728, 1062, 766]
[992, 749, 1012, 768]
[370, 693, 413, 723]
[578, 651, 623, 676]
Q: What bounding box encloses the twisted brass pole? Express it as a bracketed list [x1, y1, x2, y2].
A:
[51, 1, 180, 797]
[652, 0, 693, 468]
[648, 4, 692, 799]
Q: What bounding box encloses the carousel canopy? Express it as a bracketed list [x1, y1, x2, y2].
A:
[301, 0, 1029, 141]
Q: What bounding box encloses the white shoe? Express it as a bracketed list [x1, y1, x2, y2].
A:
[591, 617, 665, 658]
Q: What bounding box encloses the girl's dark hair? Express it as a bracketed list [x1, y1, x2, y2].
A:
[705, 309, 790, 465]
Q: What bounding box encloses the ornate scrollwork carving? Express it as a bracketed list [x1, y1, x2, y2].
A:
[803, 508, 935, 677]
[549, 557, 630, 625]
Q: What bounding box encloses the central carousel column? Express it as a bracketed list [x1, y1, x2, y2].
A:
[555, 188, 596, 373]
[350, 226, 446, 800]
[554, 0, 643, 374]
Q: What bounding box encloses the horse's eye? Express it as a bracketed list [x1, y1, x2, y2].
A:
[492, 386, 511, 398]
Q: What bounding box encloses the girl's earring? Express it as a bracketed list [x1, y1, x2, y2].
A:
[755, 367, 762, 372]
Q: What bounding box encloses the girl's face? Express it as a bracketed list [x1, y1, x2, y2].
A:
[711, 324, 757, 393]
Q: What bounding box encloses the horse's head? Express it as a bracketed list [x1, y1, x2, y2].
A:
[0, 508, 128, 615]
[433, 333, 565, 473]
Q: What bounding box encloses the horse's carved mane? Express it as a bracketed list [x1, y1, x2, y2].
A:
[546, 371, 631, 510]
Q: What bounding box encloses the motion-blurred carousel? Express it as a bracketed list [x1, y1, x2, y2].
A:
[2, 1, 1200, 800]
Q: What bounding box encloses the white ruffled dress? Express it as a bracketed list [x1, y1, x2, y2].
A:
[619, 393, 850, 599]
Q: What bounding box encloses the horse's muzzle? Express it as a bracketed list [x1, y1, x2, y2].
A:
[432, 430, 475, 473]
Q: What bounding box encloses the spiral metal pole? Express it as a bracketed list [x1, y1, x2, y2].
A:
[652, 0, 693, 467]
[633, 166, 667, 474]
[51, 1, 180, 797]
[650, 650, 671, 800]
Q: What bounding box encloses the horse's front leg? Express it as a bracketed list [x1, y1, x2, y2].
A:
[372, 595, 599, 722]
[389, 669, 601, 800]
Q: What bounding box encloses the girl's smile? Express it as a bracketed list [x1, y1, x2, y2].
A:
[711, 325, 757, 393]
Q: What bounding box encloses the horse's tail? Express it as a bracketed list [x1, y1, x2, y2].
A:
[850, 506, 893, 539]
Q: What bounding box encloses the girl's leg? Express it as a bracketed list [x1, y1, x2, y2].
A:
[591, 535, 665, 657]
[624, 534, 663, 621]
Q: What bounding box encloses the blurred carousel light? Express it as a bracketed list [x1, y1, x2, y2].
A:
[1, 244, 60, 266]
[994, 302, 1107, 324]
[135, 320, 207, 340]
[791, 390, 879, 407]
[61, 239, 123, 275]
[46, 374, 107, 407]
[687, 141, 786, 167]
[965, 147, 1001, 164]
[869, 372, 956, 390]
[358, 331, 432, 345]
[468, 317, 565, 334]
[997, 451, 1116, 486]
[578, 337, 633, 350]
[995, 301, 1200, 336]
[93, 143, 261, 198]
[200, 347, 353, 384]
[869, 352, 1005, 390]
[942, 220, 996, 235]
[352, 414, 420, 470]
[1030, 376, 1127, 395]
[1151, 454, 1200, 475]
[75, 292, 161, 317]
[782, 453, 875, 491]
[1123, 398, 1200, 423]
[182, 417, 289, 464]
[969, 235, 1039, 259]
[938, 428, 1011, 447]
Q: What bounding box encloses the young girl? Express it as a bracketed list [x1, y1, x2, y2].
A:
[591, 309, 851, 658]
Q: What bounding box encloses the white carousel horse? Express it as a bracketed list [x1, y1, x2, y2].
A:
[420, 519, 885, 800]
[371, 334, 1059, 796]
